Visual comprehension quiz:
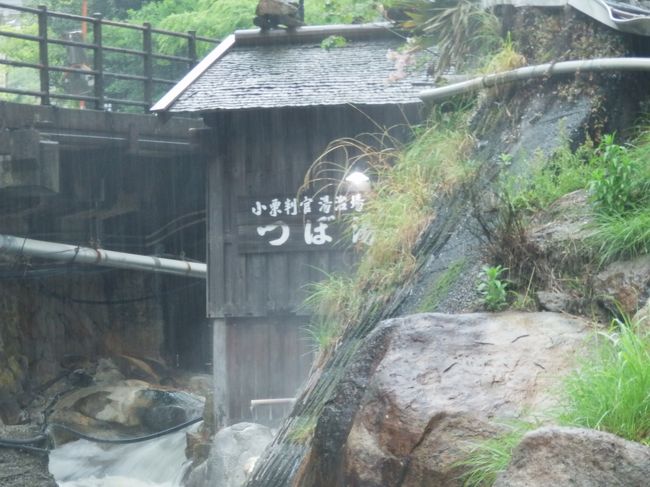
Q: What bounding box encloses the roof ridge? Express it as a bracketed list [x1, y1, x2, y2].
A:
[233, 22, 397, 45]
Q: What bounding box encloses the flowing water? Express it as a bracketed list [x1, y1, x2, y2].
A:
[49, 423, 200, 487]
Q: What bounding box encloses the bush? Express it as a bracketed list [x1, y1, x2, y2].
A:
[589, 135, 649, 216]
[477, 265, 509, 311]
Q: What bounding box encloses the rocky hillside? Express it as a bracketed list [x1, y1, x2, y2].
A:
[243, 6, 650, 487]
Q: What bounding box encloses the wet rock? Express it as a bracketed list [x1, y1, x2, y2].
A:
[593, 254, 650, 316]
[49, 380, 205, 443]
[138, 388, 198, 431]
[185, 422, 274, 487]
[304, 312, 588, 487]
[68, 368, 94, 388]
[94, 357, 125, 385]
[0, 390, 23, 425]
[536, 291, 571, 313]
[112, 354, 161, 383]
[494, 427, 650, 487]
[527, 190, 595, 273]
[254, 0, 304, 30]
[60, 354, 91, 371]
[633, 297, 650, 331]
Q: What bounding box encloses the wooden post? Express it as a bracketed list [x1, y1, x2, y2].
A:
[143, 23, 153, 110]
[187, 31, 197, 69]
[37, 5, 50, 105]
[81, 0, 88, 37]
[79, 0, 88, 109]
[93, 14, 104, 110]
[212, 318, 228, 429]
[207, 131, 229, 429]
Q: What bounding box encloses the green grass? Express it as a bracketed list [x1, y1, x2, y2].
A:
[455, 423, 534, 487]
[590, 208, 650, 263]
[304, 272, 360, 323]
[353, 109, 475, 292]
[305, 320, 342, 354]
[418, 258, 467, 312]
[559, 319, 650, 445]
[507, 142, 595, 214]
[479, 33, 526, 74]
[585, 135, 650, 263]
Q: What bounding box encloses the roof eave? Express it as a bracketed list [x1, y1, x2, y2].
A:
[150, 34, 236, 113]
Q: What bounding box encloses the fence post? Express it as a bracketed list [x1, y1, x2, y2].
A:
[143, 22, 153, 110]
[37, 5, 50, 105]
[93, 14, 104, 110]
[188, 31, 197, 69]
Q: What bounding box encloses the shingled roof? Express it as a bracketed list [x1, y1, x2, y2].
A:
[152, 23, 431, 113]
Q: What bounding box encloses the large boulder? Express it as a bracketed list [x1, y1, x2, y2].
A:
[303, 312, 588, 486]
[494, 427, 650, 487]
[185, 422, 274, 487]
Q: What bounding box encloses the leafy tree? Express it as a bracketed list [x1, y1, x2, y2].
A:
[0, 0, 382, 109]
[26, 0, 152, 20]
[125, 0, 381, 55]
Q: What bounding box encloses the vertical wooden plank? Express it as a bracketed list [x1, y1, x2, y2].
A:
[253, 320, 271, 419]
[309, 105, 334, 283]
[226, 320, 240, 422]
[266, 317, 279, 394]
[287, 107, 312, 312]
[266, 108, 289, 312]
[221, 112, 241, 316]
[240, 320, 258, 422]
[245, 110, 269, 316]
[207, 124, 226, 318]
[224, 111, 247, 316]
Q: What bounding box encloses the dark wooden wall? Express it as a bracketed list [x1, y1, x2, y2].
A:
[206, 103, 420, 318]
[204, 103, 421, 424]
[227, 316, 313, 424]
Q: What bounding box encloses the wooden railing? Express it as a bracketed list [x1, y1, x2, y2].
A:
[0, 3, 219, 111]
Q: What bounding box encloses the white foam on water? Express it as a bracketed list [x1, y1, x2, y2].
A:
[49, 424, 198, 487]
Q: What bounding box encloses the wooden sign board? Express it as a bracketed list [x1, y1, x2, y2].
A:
[236, 192, 371, 253]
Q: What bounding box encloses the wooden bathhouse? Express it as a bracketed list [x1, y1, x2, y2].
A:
[152, 23, 427, 426]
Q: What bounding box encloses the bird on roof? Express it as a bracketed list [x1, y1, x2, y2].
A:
[254, 0, 305, 30]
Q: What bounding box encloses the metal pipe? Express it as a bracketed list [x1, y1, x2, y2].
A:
[0, 234, 206, 279]
[419, 57, 650, 103]
[250, 398, 296, 408]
